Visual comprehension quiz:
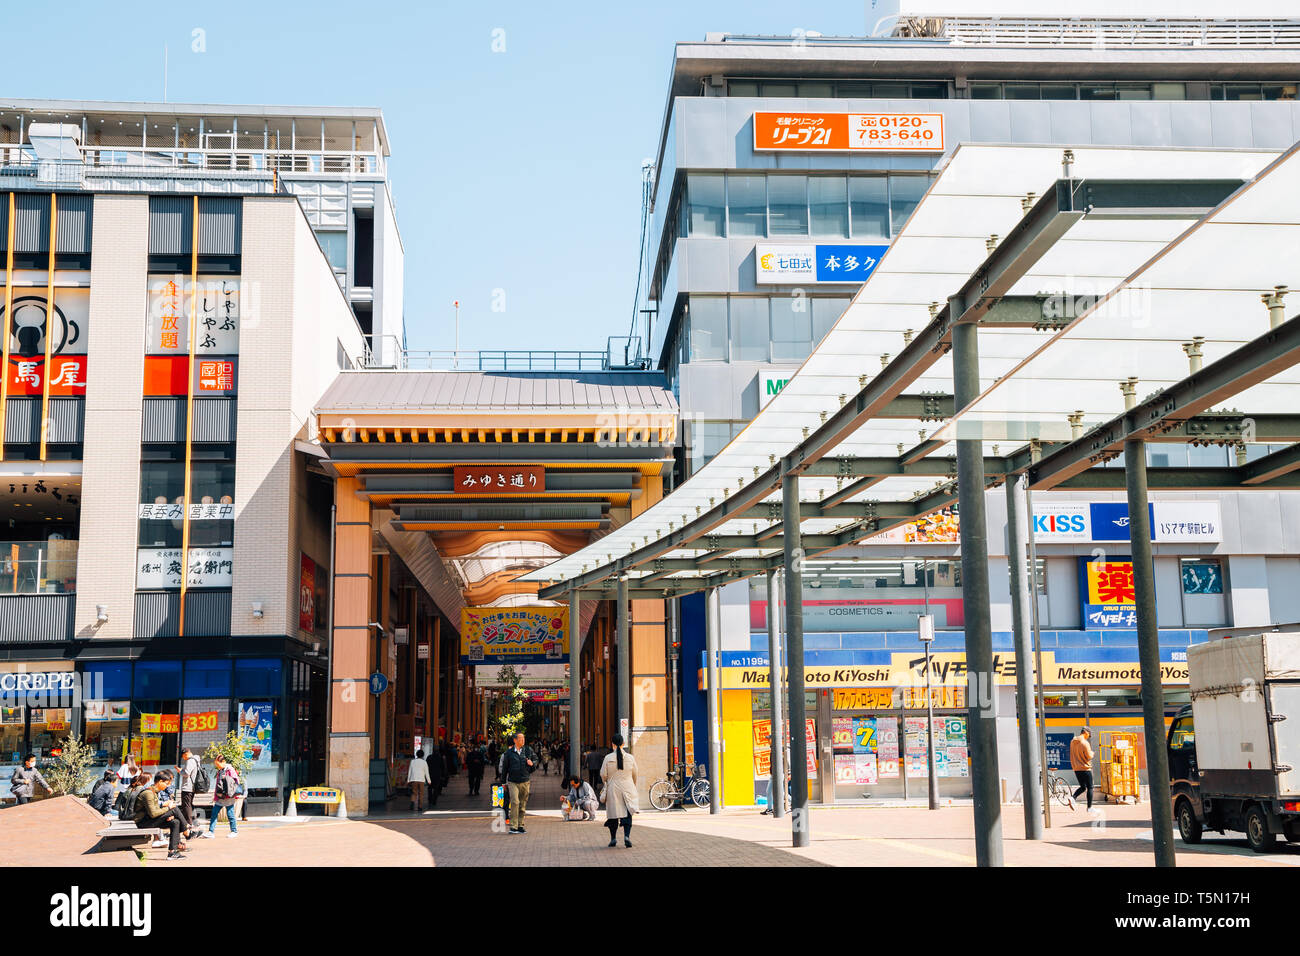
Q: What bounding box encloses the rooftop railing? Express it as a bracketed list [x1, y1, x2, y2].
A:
[358, 336, 652, 372]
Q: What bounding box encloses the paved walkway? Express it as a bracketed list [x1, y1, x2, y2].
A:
[8, 791, 1300, 867]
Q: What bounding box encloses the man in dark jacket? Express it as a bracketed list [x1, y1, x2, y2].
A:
[87, 771, 116, 815]
[465, 744, 486, 796]
[135, 770, 187, 861]
[584, 744, 604, 791]
[501, 732, 537, 834]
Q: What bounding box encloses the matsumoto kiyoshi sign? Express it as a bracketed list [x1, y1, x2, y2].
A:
[755, 242, 888, 285]
[1032, 501, 1221, 543]
[707, 650, 1189, 690]
[461, 606, 569, 664]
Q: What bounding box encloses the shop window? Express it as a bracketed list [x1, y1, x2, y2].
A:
[686, 173, 725, 237]
[767, 175, 808, 236]
[1, 707, 25, 761]
[889, 175, 928, 235]
[812, 296, 850, 344]
[184, 659, 232, 698]
[1004, 83, 1040, 100]
[130, 702, 181, 770]
[849, 175, 889, 239]
[727, 80, 759, 97]
[84, 662, 132, 700]
[729, 298, 770, 362]
[726, 174, 767, 237]
[1181, 558, 1223, 595]
[133, 661, 182, 699]
[234, 659, 282, 698]
[84, 701, 130, 763]
[316, 230, 348, 271]
[686, 296, 727, 362]
[1041, 84, 1077, 100]
[770, 294, 812, 362]
[808, 175, 849, 238]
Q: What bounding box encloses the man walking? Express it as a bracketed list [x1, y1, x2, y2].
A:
[585, 743, 604, 791]
[465, 743, 486, 796]
[9, 754, 52, 806]
[177, 747, 201, 837]
[1070, 726, 1095, 810]
[501, 732, 537, 834]
[408, 748, 431, 812]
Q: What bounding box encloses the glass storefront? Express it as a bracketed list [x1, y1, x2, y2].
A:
[829, 686, 971, 801]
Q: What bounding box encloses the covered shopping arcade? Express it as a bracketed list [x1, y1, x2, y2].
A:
[311, 369, 677, 814]
[524, 141, 1300, 866]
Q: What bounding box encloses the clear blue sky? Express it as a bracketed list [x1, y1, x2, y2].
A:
[6, 2, 870, 355]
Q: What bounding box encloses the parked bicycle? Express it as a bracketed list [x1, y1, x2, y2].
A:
[648, 763, 711, 810]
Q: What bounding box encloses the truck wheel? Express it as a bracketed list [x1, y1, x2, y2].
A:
[1245, 805, 1277, 853]
[1176, 799, 1203, 844]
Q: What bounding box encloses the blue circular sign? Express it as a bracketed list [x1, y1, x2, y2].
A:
[368, 672, 389, 695]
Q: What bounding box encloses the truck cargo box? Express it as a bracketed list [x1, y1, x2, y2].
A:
[1188, 632, 1300, 798]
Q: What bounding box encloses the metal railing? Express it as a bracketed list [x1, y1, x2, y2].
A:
[358, 334, 653, 373]
[939, 17, 1300, 48]
[0, 144, 384, 181]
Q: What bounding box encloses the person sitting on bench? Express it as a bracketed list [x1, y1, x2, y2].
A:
[134, 770, 188, 861]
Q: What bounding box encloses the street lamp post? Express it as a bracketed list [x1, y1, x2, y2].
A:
[919, 613, 939, 810]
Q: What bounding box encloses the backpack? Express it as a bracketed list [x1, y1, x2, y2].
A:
[193, 765, 211, 794]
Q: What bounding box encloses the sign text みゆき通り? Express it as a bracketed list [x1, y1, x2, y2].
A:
[460, 606, 569, 664]
[452, 465, 544, 493]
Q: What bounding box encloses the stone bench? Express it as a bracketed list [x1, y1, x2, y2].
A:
[94, 819, 166, 846]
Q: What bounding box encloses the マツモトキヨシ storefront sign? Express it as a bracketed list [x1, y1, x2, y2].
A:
[707, 650, 1188, 690]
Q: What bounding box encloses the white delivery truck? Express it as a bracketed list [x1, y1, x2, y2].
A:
[1169, 628, 1300, 852]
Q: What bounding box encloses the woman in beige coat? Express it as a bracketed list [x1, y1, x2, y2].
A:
[600, 733, 639, 848]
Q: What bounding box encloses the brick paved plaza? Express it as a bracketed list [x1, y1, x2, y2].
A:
[6, 768, 1299, 868]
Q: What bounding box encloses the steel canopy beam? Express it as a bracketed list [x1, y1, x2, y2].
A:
[533, 178, 1245, 597]
[1021, 313, 1300, 489]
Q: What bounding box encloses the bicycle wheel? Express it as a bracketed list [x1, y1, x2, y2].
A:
[648, 779, 675, 811]
[690, 778, 710, 808]
[1050, 775, 1074, 808]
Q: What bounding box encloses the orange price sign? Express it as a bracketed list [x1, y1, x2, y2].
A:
[182, 711, 219, 734]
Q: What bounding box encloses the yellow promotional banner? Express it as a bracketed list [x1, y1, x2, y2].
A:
[139, 713, 161, 734]
[712, 651, 1188, 691]
[460, 606, 569, 663]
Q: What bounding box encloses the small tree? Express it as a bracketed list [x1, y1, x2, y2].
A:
[46, 733, 97, 797]
[494, 664, 527, 744]
[203, 730, 254, 776]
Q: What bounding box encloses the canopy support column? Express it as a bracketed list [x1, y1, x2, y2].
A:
[1124, 437, 1177, 868]
[569, 588, 582, 779]
[767, 567, 786, 819]
[951, 318, 1004, 867]
[705, 585, 723, 814]
[616, 576, 629, 743]
[782, 469, 810, 847]
[1006, 474, 1044, 840]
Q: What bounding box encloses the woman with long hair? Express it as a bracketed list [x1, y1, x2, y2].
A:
[599, 733, 639, 848]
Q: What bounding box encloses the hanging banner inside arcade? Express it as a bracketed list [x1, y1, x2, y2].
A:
[460, 606, 569, 664]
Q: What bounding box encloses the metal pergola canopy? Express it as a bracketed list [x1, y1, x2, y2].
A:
[523, 142, 1299, 601]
